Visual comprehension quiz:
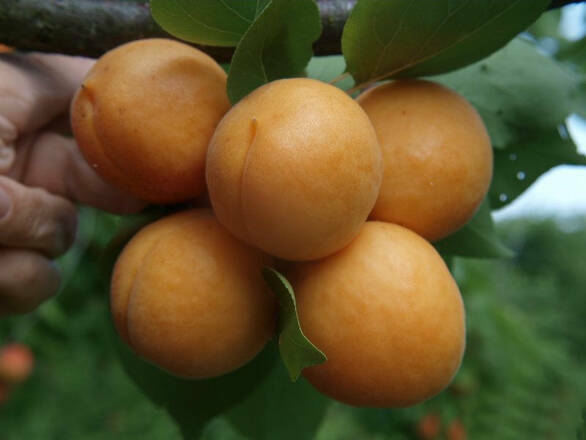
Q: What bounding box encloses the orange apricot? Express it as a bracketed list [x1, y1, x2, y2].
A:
[71, 38, 230, 203]
[0, 343, 34, 384]
[206, 78, 382, 261]
[290, 221, 466, 407]
[357, 79, 493, 241]
[110, 209, 275, 378]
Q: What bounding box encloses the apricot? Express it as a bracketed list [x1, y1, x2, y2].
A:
[416, 413, 442, 440]
[206, 78, 382, 261]
[0, 343, 34, 384]
[110, 209, 275, 378]
[357, 80, 493, 241]
[71, 38, 230, 203]
[289, 222, 465, 407]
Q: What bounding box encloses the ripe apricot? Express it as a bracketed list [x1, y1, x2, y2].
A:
[0, 343, 34, 384]
[206, 78, 382, 261]
[357, 80, 493, 241]
[417, 413, 442, 440]
[446, 419, 467, 440]
[71, 38, 230, 203]
[290, 222, 465, 407]
[110, 209, 275, 378]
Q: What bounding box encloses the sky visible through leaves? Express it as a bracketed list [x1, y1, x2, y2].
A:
[495, 5, 586, 220]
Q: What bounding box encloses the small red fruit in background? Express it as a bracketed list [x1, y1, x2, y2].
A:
[446, 419, 467, 440]
[0, 343, 34, 385]
[416, 413, 441, 439]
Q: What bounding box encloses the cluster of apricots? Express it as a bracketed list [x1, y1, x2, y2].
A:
[71, 38, 492, 408]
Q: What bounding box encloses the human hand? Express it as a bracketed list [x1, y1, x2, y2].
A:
[0, 52, 145, 316]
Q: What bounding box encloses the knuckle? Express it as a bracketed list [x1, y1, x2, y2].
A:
[10, 253, 41, 287]
[24, 188, 78, 257]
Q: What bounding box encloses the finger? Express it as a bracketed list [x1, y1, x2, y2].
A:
[0, 110, 18, 173]
[0, 53, 93, 135]
[7, 132, 146, 214]
[0, 249, 60, 317]
[0, 176, 77, 258]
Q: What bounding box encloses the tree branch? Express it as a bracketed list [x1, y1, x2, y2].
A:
[0, 0, 582, 60]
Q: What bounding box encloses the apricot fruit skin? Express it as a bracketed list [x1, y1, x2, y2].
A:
[357, 80, 493, 241]
[290, 222, 465, 408]
[110, 209, 275, 379]
[71, 38, 230, 203]
[0, 343, 34, 385]
[206, 78, 383, 261]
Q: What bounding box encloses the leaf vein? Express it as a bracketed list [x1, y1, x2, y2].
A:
[174, 0, 242, 37]
[372, 0, 416, 79]
[407, 0, 471, 68]
[218, 0, 253, 23]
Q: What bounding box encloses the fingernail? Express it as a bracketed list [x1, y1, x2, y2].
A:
[0, 143, 15, 173]
[0, 185, 11, 220]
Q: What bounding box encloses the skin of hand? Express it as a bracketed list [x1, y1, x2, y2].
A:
[0, 52, 146, 317]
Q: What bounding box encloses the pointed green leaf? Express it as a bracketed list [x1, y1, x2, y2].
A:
[435, 38, 585, 149]
[433, 39, 586, 209]
[435, 199, 514, 259]
[150, 0, 269, 46]
[342, 0, 550, 85]
[556, 38, 586, 119]
[489, 128, 586, 209]
[262, 267, 326, 381]
[227, 0, 321, 103]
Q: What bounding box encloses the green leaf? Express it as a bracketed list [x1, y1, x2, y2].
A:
[489, 128, 586, 209]
[435, 199, 514, 259]
[221, 355, 330, 440]
[433, 39, 586, 209]
[435, 38, 584, 149]
[262, 267, 326, 381]
[557, 38, 586, 120]
[558, 37, 586, 71]
[150, 0, 269, 46]
[527, 8, 562, 41]
[227, 0, 322, 103]
[342, 0, 550, 85]
[305, 55, 355, 91]
[114, 328, 278, 439]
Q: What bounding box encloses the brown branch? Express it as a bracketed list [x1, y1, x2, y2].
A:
[0, 0, 582, 60]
